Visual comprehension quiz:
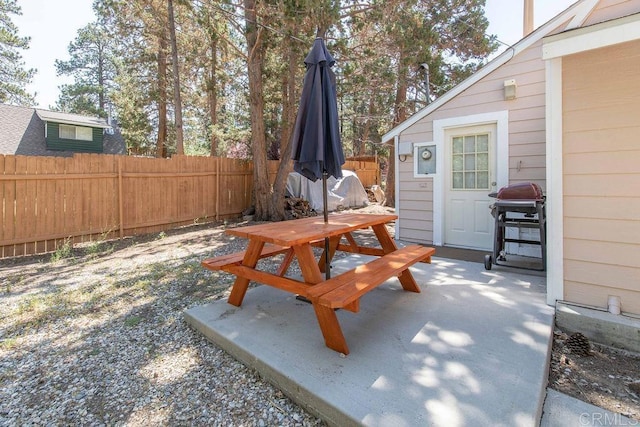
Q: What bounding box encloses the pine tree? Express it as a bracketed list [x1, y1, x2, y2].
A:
[0, 0, 35, 105]
[86, 0, 498, 214]
[94, 0, 171, 156]
[54, 22, 117, 117]
[346, 0, 498, 206]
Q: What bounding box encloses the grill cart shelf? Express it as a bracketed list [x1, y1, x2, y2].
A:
[484, 186, 546, 271]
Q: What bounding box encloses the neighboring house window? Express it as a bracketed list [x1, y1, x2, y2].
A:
[59, 124, 93, 141]
[451, 134, 490, 190]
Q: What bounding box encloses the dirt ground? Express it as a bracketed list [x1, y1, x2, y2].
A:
[548, 328, 640, 420]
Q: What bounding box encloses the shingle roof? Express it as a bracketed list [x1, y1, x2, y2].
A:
[0, 103, 125, 156]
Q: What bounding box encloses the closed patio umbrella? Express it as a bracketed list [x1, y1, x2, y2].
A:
[291, 37, 345, 279]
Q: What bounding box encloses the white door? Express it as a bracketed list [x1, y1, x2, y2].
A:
[444, 125, 497, 250]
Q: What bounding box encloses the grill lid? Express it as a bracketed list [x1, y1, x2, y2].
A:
[490, 182, 544, 201]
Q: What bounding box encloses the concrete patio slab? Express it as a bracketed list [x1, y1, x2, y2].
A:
[540, 389, 636, 427]
[185, 255, 554, 426]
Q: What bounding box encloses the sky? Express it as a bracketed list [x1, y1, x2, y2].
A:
[13, 0, 578, 109]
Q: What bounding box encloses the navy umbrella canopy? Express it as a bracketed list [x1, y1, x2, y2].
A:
[291, 37, 345, 186]
[291, 37, 345, 280]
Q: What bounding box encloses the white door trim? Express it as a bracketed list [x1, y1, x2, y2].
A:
[432, 111, 509, 246]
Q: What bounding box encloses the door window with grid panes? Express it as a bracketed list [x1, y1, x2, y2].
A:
[451, 134, 490, 190]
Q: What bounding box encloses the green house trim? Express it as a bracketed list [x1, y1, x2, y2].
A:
[45, 122, 104, 153]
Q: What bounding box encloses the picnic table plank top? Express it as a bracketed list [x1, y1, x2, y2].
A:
[225, 213, 397, 247]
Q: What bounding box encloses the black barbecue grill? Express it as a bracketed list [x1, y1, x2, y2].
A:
[484, 182, 546, 271]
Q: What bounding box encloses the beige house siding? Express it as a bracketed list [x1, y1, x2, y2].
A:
[562, 39, 640, 315]
[397, 152, 430, 244]
[397, 169, 434, 243]
[396, 40, 549, 244]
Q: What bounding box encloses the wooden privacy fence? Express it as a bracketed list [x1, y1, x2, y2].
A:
[343, 160, 381, 187]
[0, 154, 379, 258]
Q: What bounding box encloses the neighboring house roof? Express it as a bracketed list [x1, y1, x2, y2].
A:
[0, 103, 125, 156]
[36, 109, 112, 129]
[381, 0, 594, 144]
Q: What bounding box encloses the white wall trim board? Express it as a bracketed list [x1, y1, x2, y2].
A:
[544, 57, 564, 307]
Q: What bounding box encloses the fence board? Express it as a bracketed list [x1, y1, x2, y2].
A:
[15, 156, 29, 256]
[69, 158, 81, 236]
[1, 156, 17, 257]
[27, 156, 40, 254]
[40, 157, 55, 252]
[0, 154, 378, 258]
[343, 160, 381, 187]
[81, 155, 92, 242]
[54, 157, 67, 243]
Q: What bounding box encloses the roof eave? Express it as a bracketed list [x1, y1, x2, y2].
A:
[381, 0, 589, 144]
[543, 11, 640, 59]
[36, 110, 110, 129]
[381, 47, 514, 143]
[43, 118, 111, 129]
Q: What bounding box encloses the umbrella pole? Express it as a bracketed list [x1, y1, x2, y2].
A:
[322, 171, 329, 223]
[323, 171, 330, 280]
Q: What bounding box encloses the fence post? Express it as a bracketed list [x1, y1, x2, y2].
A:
[215, 157, 220, 221]
[118, 156, 124, 238]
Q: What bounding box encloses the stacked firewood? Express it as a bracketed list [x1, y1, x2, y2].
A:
[285, 197, 318, 220]
[367, 185, 386, 205]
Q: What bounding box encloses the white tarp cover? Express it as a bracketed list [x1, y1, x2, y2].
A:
[286, 170, 369, 212]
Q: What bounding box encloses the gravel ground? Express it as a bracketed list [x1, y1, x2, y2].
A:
[0, 215, 336, 426]
[549, 329, 640, 420]
[6, 201, 636, 425]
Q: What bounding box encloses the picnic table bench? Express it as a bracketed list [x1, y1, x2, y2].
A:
[201, 213, 435, 354]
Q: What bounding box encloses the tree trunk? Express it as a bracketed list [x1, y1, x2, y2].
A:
[208, 36, 218, 156]
[156, 35, 168, 158]
[167, 0, 184, 155]
[269, 36, 298, 221]
[359, 98, 375, 156]
[386, 51, 409, 208]
[98, 43, 105, 113]
[244, 0, 271, 220]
